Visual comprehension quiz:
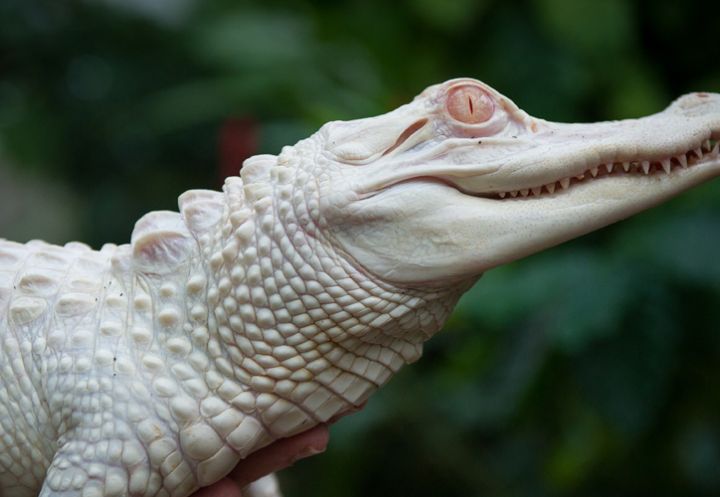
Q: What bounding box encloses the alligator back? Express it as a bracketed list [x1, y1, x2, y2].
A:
[0, 239, 114, 496]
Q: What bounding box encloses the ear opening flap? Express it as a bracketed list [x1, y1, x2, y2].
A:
[381, 118, 429, 157]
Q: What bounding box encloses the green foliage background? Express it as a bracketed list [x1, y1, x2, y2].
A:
[2, 1, 720, 495]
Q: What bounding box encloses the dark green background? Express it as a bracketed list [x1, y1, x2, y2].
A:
[2, 1, 720, 496]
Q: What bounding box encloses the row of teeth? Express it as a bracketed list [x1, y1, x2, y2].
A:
[497, 138, 719, 199]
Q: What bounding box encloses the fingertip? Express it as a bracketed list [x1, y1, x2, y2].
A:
[192, 477, 243, 497]
[299, 424, 330, 453]
[228, 424, 331, 488]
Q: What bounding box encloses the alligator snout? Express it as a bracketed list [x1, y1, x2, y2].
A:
[669, 91, 720, 119]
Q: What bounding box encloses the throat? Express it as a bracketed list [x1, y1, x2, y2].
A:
[195, 177, 464, 430]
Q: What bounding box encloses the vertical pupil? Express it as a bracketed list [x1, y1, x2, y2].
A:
[447, 86, 494, 124]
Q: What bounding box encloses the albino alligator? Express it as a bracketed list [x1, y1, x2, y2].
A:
[0, 78, 719, 497]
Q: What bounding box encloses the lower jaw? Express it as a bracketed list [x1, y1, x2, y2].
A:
[460, 157, 720, 274]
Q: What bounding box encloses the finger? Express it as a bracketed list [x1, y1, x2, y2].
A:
[328, 402, 366, 424]
[191, 477, 243, 497]
[227, 424, 330, 488]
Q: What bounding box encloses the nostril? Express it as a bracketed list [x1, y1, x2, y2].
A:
[672, 92, 720, 112]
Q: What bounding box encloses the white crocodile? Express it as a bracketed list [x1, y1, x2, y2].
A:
[0, 78, 719, 497]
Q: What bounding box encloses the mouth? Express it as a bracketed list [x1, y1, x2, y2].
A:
[487, 137, 720, 200]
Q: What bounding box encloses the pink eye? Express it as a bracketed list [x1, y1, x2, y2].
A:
[446, 85, 494, 124]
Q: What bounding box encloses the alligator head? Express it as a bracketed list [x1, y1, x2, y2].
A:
[290, 78, 720, 285]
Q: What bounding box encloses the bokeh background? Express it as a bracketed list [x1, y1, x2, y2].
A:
[2, 1, 720, 496]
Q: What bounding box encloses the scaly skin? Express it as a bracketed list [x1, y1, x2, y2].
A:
[0, 181, 460, 496]
[0, 79, 719, 497]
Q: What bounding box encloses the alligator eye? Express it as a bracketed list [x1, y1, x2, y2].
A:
[447, 85, 494, 124]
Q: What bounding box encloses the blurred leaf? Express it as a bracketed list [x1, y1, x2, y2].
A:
[65, 54, 115, 101]
[0, 163, 82, 243]
[0, 99, 63, 172]
[532, 0, 634, 56]
[457, 251, 634, 352]
[191, 11, 313, 70]
[479, 7, 592, 122]
[575, 282, 680, 436]
[546, 406, 606, 490]
[675, 419, 720, 491]
[606, 63, 669, 119]
[93, 0, 195, 25]
[616, 212, 720, 288]
[440, 321, 548, 428]
[407, 0, 491, 31]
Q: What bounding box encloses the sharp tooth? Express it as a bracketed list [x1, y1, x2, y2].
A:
[713, 142, 719, 156]
[510, 191, 518, 198]
[590, 166, 599, 177]
[520, 189, 529, 197]
[499, 192, 506, 199]
[605, 163, 614, 173]
[546, 183, 555, 194]
[576, 174, 585, 180]
[694, 148, 703, 159]
[679, 154, 688, 168]
[641, 161, 650, 174]
[622, 162, 631, 172]
[703, 139, 712, 151]
[560, 178, 570, 190]
[661, 159, 671, 174]
[531, 187, 542, 196]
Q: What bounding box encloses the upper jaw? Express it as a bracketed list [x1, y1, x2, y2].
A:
[432, 93, 720, 199]
[446, 127, 720, 200]
[488, 136, 720, 199]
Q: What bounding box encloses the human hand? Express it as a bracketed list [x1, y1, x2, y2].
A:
[191, 424, 330, 497]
